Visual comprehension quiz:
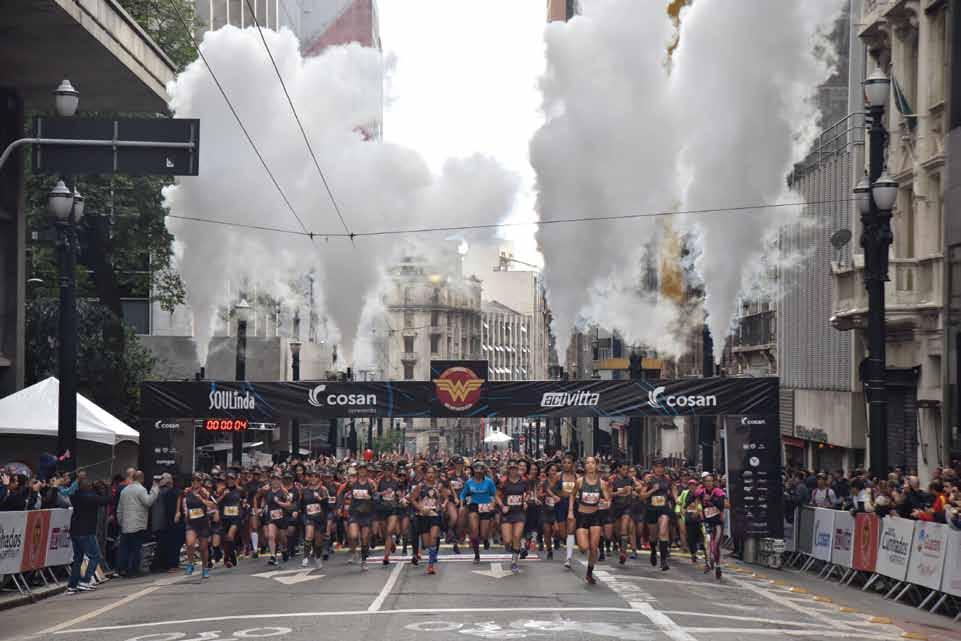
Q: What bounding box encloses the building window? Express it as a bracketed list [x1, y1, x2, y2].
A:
[431, 310, 440, 327]
[121, 299, 149, 335]
[432, 288, 441, 305]
[404, 311, 414, 328]
[403, 363, 414, 380]
[404, 287, 413, 305]
[430, 334, 440, 354]
[404, 335, 415, 353]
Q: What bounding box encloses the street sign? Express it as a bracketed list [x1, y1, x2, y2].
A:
[32, 116, 199, 176]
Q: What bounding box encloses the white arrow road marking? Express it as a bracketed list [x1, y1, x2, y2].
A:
[252, 568, 325, 585]
[472, 562, 515, 579]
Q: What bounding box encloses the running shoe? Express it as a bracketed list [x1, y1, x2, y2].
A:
[715, 565, 722, 581]
[361, 559, 368, 572]
[650, 551, 658, 567]
[660, 560, 669, 572]
[66, 587, 80, 594]
[267, 556, 277, 566]
[202, 568, 210, 579]
[599, 550, 606, 562]
[483, 540, 490, 550]
[511, 561, 519, 574]
[426, 563, 435, 575]
[546, 550, 553, 561]
[585, 571, 596, 585]
[185, 563, 195, 576]
[563, 559, 571, 569]
[619, 551, 627, 565]
[302, 556, 311, 568]
[411, 554, 420, 566]
[383, 556, 390, 566]
[452, 543, 461, 555]
[473, 553, 481, 565]
[348, 553, 357, 565]
[520, 548, 528, 560]
[315, 558, 324, 570]
[630, 552, 638, 560]
[76, 582, 96, 591]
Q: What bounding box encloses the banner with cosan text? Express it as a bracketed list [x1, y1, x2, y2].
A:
[852, 513, 879, 573]
[811, 508, 835, 562]
[830, 510, 854, 568]
[905, 520, 948, 591]
[940, 528, 961, 598]
[875, 516, 915, 582]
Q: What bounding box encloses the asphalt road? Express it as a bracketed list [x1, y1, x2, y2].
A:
[3, 547, 959, 641]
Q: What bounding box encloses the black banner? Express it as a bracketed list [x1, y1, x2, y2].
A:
[141, 377, 778, 420]
[724, 415, 784, 538]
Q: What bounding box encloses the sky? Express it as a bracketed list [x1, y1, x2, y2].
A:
[377, 0, 547, 268]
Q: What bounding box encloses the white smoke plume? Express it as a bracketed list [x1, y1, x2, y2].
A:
[531, 0, 839, 363]
[164, 27, 518, 365]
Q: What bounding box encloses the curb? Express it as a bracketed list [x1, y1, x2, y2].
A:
[0, 584, 67, 611]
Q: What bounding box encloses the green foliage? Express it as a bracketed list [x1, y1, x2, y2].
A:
[371, 430, 405, 455]
[25, 298, 156, 422]
[118, 0, 201, 72]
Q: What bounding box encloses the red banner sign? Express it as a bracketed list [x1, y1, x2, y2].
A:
[852, 513, 879, 572]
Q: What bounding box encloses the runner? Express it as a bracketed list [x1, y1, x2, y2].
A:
[346, 461, 376, 571]
[695, 473, 726, 580]
[640, 459, 675, 571]
[282, 474, 300, 563]
[176, 473, 217, 579]
[377, 462, 403, 565]
[300, 471, 328, 569]
[523, 460, 542, 557]
[549, 453, 579, 569]
[569, 456, 610, 585]
[497, 459, 528, 573]
[540, 463, 559, 560]
[217, 472, 243, 568]
[322, 468, 339, 560]
[447, 456, 468, 554]
[410, 464, 448, 575]
[264, 474, 293, 565]
[610, 461, 641, 564]
[597, 462, 613, 562]
[461, 460, 497, 564]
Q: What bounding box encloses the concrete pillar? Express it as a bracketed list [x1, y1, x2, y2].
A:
[0, 88, 25, 396]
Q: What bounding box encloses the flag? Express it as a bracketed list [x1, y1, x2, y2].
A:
[892, 76, 917, 131]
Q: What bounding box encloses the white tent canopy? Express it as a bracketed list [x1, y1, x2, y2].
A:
[0, 377, 139, 446]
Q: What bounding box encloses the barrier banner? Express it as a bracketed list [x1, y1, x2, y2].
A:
[0, 510, 27, 574]
[876, 516, 915, 582]
[784, 508, 797, 553]
[831, 511, 854, 568]
[46, 508, 72, 567]
[941, 528, 961, 598]
[852, 513, 879, 572]
[20, 510, 51, 572]
[797, 506, 815, 555]
[811, 508, 835, 562]
[905, 520, 948, 591]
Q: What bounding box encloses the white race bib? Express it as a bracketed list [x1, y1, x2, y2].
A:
[507, 494, 523, 507]
[651, 495, 666, 507]
[581, 491, 600, 505]
[306, 503, 322, 515]
[703, 506, 720, 519]
[223, 505, 239, 517]
[478, 502, 493, 513]
[270, 509, 283, 520]
[188, 508, 204, 520]
[352, 489, 370, 500]
[545, 496, 556, 507]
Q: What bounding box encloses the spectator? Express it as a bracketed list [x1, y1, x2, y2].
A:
[811, 473, 838, 508]
[832, 469, 850, 507]
[898, 475, 930, 519]
[151, 473, 182, 572]
[1, 473, 40, 511]
[67, 477, 111, 593]
[116, 470, 159, 577]
[850, 478, 874, 513]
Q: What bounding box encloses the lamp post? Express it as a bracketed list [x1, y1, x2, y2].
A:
[858, 67, 897, 480]
[290, 339, 302, 458]
[49, 178, 83, 471]
[233, 299, 251, 465]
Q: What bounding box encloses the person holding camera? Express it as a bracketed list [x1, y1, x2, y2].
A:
[67, 477, 111, 593]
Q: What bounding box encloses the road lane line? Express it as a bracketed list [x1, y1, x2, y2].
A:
[727, 575, 861, 632]
[631, 602, 698, 641]
[368, 560, 405, 612]
[656, 610, 837, 626]
[601, 574, 744, 590]
[680, 628, 901, 639]
[55, 606, 641, 634]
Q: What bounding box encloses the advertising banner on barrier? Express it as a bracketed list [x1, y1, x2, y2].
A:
[784, 509, 797, 553]
[941, 528, 961, 598]
[19, 510, 51, 572]
[905, 520, 948, 591]
[876, 516, 915, 582]
[852, 513, 879, 573]
[0, 510, 27, 574]
[811, 508, 835, 562]
[46, 508, 72, 567]
[831, 511, 854, 568]
[797, 507, 815, 555]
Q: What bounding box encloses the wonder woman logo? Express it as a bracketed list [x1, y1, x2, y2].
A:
[434, 366, 484, 411]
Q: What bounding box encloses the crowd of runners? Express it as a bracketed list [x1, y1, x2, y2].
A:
[174, 453, 728, 584]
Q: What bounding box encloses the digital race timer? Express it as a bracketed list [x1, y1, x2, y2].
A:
[203, 418, 249, 432]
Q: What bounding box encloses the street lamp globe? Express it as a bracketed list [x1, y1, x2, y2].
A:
[47, 180, 74, 221]
[53, 79, 79, 117]
[235, 298, 252, 324]
[872, 172, 898, 211]
[863, 68, 890, 109]
[854, 177, 872, 215]
[71, 189, 84, 222]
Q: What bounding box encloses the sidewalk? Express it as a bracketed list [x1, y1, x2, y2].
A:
[731, 558, 961, 641]
[0, 581, 66, 612]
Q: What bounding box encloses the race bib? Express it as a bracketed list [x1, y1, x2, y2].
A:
[450, 479, 463, 490]
[188, 508, 204, 520]
[686, 505, 700, 515]
[422, 498, 437, 511]
[223, 505, 239, 517]
[545, 496, 556, 507]
[353, 489, 370, 500]
[328, 496, 338, 505]
[651, 495, 666, 507]
[478, 502, 493, 513]
[703, 506, 720, 519]
[382, 489, 395, 501]
[562, 480, 575, 495]
[306, 503, 322, 516]
[270, 509, 283, 520]
[507, 494, 523, 507]
[581, 491, 600, 505]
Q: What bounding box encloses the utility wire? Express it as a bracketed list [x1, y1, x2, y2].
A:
[165, 0, 315, 239]
[166, 198, 856, 240]
[243, 0, 355, 242]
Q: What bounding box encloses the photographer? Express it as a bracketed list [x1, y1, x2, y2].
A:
[67, 477, 111, 593]
[1, 472, 41, 511]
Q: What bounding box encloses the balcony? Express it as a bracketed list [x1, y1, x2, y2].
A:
[832, 255, 944, 334]
[401, 352, 418, 362]
[731, 310, 776, 352]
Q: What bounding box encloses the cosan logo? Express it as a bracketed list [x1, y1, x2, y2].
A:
[208, 390, 255, 411]
[154, 420, 180, 430]
[647, 386, 717, 409]
[541, 390, 600, 408]
[741, 417, 766, 426]
[308, 384, 376, 407]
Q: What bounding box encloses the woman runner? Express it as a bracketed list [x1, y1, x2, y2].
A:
[549, 453, 579, 568]
[216, 472, 243, 568]
[300, 471, 328, 569]
[569, 456, 610, 584]
[346, 462, 377, 570]
[377, 463, 403, 565]
[177, 473, 217, 578]
[498, 459, 529, 573]
[695, 474, 726, 580]
[460, 461, 497, 564]
[264, 475, 293, 565]
[411, 464, 448, 575]
[640, 459, 675, 571]
[540, 463, 559, 560]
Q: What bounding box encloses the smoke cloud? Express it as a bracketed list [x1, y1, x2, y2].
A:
[531, 0, 839, 362]
[164, 27, 518, 365]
